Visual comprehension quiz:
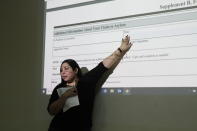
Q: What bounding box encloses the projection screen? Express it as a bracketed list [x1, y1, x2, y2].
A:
[43, 0, 197, 95]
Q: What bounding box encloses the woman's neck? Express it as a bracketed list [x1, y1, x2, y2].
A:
[66, 78, 78, 87]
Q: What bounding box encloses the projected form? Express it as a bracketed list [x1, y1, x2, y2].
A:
[43, 10, 197, 94]
[43, 0, 197, 94]
[52, 16, 197, 88]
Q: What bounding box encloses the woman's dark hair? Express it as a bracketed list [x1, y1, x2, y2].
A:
[60, 59, 82, 84]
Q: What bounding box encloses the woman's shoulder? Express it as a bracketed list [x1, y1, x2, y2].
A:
[53, 83, 65, 91]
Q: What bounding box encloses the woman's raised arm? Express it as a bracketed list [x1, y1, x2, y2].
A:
[102, 35, 133, 69]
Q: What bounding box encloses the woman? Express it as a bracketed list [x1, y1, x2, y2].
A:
[47, 36, 132, 131]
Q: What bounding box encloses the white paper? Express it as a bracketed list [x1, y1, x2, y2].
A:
[57, 87, 79, 112]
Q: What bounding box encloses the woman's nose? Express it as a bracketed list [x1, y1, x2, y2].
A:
[61, 70, 66, 74]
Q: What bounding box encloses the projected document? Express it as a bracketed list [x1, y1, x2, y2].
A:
[47, 10, 197, 91]
[43, 0, 197, 94]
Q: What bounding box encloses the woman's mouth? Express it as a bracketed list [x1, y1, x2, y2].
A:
[62, 76, 67, 79]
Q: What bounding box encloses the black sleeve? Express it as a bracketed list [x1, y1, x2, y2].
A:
[80, 62, 108, 86]
[47, 86, 60, 113]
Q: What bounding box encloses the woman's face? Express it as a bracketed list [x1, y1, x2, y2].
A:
[60, 62, 78, 83]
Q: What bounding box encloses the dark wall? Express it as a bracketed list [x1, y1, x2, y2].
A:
[1, 1, 51, 130]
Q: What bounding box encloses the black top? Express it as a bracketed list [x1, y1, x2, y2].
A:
[47, 62, 108, 131]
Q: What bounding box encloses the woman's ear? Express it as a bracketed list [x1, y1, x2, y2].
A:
[74, 68, 78, 74]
